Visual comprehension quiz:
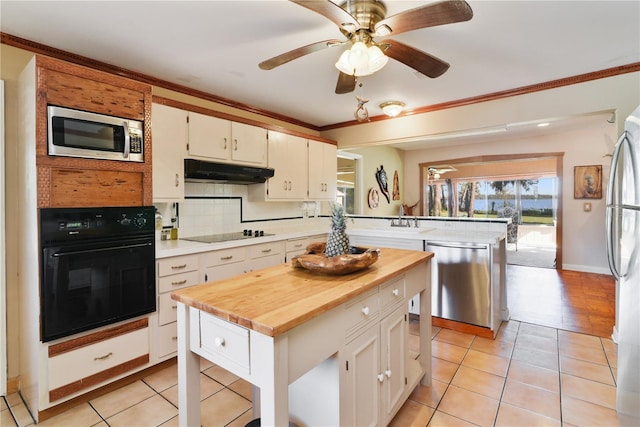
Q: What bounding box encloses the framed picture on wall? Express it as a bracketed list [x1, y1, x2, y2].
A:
[574, 165, 602, 199]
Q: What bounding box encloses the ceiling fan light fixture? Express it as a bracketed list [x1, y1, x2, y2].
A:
[335, 50, 355, 75]
[380, 101, 405, 117]
[335, 42, 389, 77]
[367, 45, 388, 73]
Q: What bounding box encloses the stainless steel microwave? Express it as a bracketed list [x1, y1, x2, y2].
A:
[47, 105, 144, 162]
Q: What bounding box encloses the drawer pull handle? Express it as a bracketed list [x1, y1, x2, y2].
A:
[385, 369, 392, 378]
[172, 336, 178, 341]
[294, 244, 303, 248]
[172, 305, 177, 310]
[171, 280, 187, 286]
[261, 249, 272, 253]
[223, 137, 227, 150]
[377, 373, 384, 383]
[220, 255, 233, 261]
[94, 352, 113, 361]
[362, 306, 370, 316]
[214, 337, 225, 347]
[392, 288, 399, 296]
[171, 264, 187, 270]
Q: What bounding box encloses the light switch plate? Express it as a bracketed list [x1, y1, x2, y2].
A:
[583, 202, 592, 212]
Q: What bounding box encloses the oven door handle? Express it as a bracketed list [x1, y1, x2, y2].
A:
[50, 242, 153, 257]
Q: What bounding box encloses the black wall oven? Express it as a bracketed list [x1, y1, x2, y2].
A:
[40, 206, 156, 342]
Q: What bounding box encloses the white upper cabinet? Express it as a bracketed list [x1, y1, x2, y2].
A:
[231, 122, 268, 165]
[308, 140, 337, 201]
[152, 103, 187, 202]
[187, 112, 267, 166]
[187, 112, 230, 161]
[266, 131, 308, 200]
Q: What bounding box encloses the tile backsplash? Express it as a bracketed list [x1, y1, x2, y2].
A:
[154, 182, 323, 239]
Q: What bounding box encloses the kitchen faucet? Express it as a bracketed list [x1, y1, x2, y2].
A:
[390, 205, 412, 227]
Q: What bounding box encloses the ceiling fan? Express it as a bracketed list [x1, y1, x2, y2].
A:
[259, 0, 473, 94]
[427, 165, 457, 179]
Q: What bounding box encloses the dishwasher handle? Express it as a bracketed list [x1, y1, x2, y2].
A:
[426, 241, 488, 250]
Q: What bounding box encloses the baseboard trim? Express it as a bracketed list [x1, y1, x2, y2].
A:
[562, 264, 612, 275]
[5, 376, 19, 394]
[432, 317, 494, 339]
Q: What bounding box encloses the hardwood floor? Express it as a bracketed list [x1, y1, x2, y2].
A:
[507, 265, 616, 338]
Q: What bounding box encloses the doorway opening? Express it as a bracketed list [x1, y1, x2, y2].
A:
[420, 153, 563, 269]
[337, 151, 363, 214]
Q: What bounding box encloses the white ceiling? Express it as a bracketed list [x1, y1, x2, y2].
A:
[1, 1, 639, 133]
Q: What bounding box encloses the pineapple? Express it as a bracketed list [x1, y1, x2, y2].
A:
[325, 204, 350, 257]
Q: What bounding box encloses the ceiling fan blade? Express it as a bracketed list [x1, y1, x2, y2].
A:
[335, 72, 356, 94]
[290, 0, 360, 33]
[259, 39, 342, 70]
[381, 39, 450, 78]
[375, 0, 472, 36]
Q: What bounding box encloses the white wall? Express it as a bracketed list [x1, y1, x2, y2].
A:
[402, 116, 617, 273]
[341, 146, 404, 217]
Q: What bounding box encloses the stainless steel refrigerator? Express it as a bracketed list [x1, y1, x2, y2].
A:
[606, 105, 640, 421]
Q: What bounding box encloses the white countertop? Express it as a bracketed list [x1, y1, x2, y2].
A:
[157, 224, 505, 259]
[156, 228, 328, 258]
[347, 227, 505, 245]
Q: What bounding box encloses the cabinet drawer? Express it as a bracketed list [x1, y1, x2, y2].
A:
[48, 327, 148, 400]
[158, 270, 200, 294]
[344, 289, 380, 339]
[158, 255, 199, 277]
[202, 246, 247, 267]
[285, 238, 310, 253]
[199, 311, 250, 376]
[157, 322, 178, 358]
[380, 277, 405, 313]
[249, 241, 284, 259]
[158, 293, 179, 326]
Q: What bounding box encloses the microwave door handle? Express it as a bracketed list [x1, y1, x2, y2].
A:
[51, 242, 152, 257]
[123, 121, 130, 159]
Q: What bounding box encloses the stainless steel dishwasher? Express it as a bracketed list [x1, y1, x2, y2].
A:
[426, 241, 491, 328]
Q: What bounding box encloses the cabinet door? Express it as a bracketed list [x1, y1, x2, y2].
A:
[188, 112, 231, 160]
[381, 305, 407, 424]
[152, 104, 187, 201]
[204, 263, 247, 283]
[343, 323, 381, 427]
[308, 140, 337, 200]
[267, 131, 307, 200]
[231, 122, 267, 165]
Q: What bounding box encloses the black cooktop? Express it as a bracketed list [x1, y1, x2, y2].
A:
[181, 230, 274, 244]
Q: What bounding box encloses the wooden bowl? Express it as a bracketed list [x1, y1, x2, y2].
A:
[291, 242, 380, 275]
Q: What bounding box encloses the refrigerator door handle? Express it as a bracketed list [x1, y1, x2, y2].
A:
[606, 131, 629, 280]
[606, 206, 622, 280]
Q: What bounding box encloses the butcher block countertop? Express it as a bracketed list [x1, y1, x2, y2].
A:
[171, 247, 433, 337]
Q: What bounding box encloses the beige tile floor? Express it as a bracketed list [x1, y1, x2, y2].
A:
[2, 319, 626, 427]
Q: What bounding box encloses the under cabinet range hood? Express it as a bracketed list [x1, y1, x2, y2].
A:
[184, 159, 274, 184]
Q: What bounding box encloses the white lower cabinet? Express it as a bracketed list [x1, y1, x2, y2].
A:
[47, 319, 150, 403]
[341, 278, 408, 426]
[155, 241, 284, 360]
[285, 234, 327, 261]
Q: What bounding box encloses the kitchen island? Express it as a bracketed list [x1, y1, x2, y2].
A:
[171, 247, 433, 426]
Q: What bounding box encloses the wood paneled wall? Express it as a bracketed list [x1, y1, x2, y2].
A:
[35, 55, 152, 208]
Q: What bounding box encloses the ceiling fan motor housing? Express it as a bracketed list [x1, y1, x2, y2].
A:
[339, 0, 387, 32]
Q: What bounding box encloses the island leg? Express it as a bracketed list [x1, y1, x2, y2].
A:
[177, 303, 201, 426]
[251, 333, 290, 425]
[420, 274, 432, 387]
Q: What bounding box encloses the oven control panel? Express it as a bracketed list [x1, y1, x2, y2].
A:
[41, 206, 155, 243]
